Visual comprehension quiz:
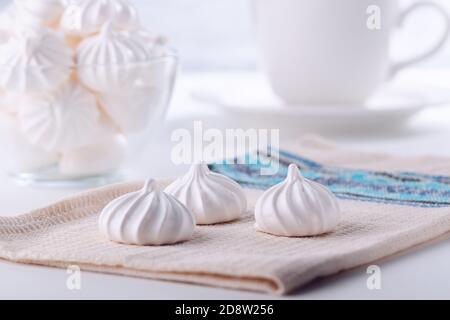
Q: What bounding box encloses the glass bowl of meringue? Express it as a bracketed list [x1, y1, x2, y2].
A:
[0, 0, 178, 186]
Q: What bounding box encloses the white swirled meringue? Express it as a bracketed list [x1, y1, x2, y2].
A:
[60, 134, 126, 177]
[76, 23, 150, 92]
[17, 81, 108, 153]
[255, 164, 341, 237]
[165, 163, 247, 225]
[99, 179, 196, 246]
[0, 27, 73, 92]
[61, 0, 139, 36]
[0, 111, 58, 173]
[99, 86, 161, 133]
[14, 0, 64, 27]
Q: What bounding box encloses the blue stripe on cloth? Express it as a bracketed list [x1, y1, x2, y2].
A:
[208, 150, 450, 208]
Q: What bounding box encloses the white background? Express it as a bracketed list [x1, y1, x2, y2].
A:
[1, 0, 450, 70]
[134, 0, 450, 70]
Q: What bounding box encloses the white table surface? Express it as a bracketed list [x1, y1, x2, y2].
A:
[1, 70, 450, 300]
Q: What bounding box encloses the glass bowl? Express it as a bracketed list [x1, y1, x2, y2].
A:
[0, 53, 178, 187]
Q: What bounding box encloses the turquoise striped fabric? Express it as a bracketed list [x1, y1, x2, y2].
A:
[209, 150, 450, 208]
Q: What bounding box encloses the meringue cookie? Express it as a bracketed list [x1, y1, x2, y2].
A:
[99, 179, 196, 246]
[76, 23, 151, 92]
[0, 111, 58, 173]
[61, 0, 139, 37]
[0, 27, 73, 92]
[165, 163, 247, 225]
[14, 0, 64, 27]
[142, 61, 177, 94]
[255, 164, 341, 237]
[124, 30, 172, 88]
[17, 81, 107, 153]
[60, 135, 126, 177]
[99, 86, 161, 133]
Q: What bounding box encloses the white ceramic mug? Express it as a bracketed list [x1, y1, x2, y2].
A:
[253, 0, 450, 105]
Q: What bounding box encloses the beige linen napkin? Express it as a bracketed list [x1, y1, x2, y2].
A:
[1, 136, 450, 295]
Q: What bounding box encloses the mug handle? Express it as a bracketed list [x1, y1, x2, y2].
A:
[389, 1, 450, 78]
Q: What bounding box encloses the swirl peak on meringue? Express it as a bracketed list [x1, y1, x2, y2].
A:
[99, 179, 196, 246]
[255, 164, 341, 237]
[165, 163, 247, 225]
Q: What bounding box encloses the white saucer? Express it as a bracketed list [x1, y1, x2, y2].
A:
[190, 73, 450, 130]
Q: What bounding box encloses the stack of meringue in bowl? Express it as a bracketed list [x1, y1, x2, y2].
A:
[0, 0, 177, 185]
